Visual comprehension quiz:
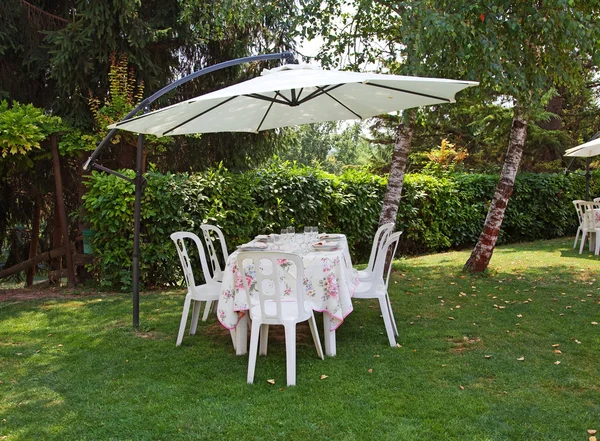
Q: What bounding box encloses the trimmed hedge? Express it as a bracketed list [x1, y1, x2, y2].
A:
[82, 163, 598, 289]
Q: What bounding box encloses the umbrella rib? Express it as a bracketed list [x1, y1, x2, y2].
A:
[365, 83, 452, 102]
[163, 96, 238, 135]
[256, 100, 275, 132]
[297, 84, 344, 104]
[314, 86, 363, 120]
[246, 93, 293, 106]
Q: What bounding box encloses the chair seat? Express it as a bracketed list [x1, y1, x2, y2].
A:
[188, 281, 221, 301]
[352, 280, 387, 299]
[250, 300, 312, 323]
[357, 269, 373, 280]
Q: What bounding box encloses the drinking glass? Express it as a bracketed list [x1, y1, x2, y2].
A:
[273, 233, 284, 251]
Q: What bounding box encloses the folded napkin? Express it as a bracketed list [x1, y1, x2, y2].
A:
[318, 234, 343, 240]
[312, 240, 337, 247]
[255, 234, 271, 241]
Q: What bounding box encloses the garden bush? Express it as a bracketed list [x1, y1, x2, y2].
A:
[82, 162, 598, 289]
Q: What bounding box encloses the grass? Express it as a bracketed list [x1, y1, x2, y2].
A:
[1, 237, 599, 440]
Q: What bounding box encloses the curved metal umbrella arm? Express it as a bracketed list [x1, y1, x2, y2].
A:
[82, 51, 295, 173]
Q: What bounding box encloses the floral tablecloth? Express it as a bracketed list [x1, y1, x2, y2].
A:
[217, 235, 359, 332]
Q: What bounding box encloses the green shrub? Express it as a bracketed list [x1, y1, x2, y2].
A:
[82, 162, 598, 290]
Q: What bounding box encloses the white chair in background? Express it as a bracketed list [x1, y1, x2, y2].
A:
[573, 200, 587, 251]
[171, 232, 230, 347]
[594, 197, 600, 202]
[237, 252, 324, 386]
[358, 222, 395, 282]
[353, 231, 402, 347]
[580, 201, 600, 255]
[200, 224, 229, 282]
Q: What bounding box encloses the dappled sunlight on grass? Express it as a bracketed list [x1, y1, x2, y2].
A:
[1, 237, 599, 440]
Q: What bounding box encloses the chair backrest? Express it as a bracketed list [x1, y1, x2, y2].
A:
[236, 252, 307, 320]
[365, 222, 395, 272]
[594, 197, 600, 203]
[371, 231, 403, 288]
[573, 200, 587, 225]
[200, 224, 229, 281]
[170, 231, 213, 289]
[582, 201, 600, 230]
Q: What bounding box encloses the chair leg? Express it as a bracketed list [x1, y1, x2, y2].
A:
[201, 300, 212, 322]
[595, 233, 600, 256]
[308, 313, 324, 360]
[283, 323, 297, 386]
[190, 300, 201, 335]
[247, 319, 261, 384]
[579, 232, 587, 254]
[259, 324, 269, 356]
[176, 296, 191, 346]
[385, 295, 399, 336]
[378, 296, 396, 347]
[574, 227, 581, 249]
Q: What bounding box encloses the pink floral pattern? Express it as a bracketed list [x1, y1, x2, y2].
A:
[217, 235, 358, 331]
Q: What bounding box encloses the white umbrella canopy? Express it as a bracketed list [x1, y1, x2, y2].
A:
[564, 135, 600, 200]
[564, 137, 600, 158]
[109, 64, 479, 136]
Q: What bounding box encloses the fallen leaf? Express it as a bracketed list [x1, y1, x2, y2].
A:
[396, 343, 402, 348]
[588, 430, 597, 435]
[267, 379, 275, 385]
[459, 385, 465, 390]
[554, 361, 561, 365]
[320, 375, 328, 380]
[575, 339, 582, 344]
[448, 317, 455, 320]
[484, 355, 492, 359]
[590, 436, 597, 441]
[517, 357, 525, 361]
[592, 322, 598, 325]
[554, 350, 562, 354]
[368, 368, 373, 373]
[552, 344, 560, 347]
[517, 314, 522, 318]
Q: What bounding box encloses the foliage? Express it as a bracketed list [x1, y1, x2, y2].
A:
[423, 138, 468, 175]
[0, 100, 63, 158]
[1, 238, 600, 440]
[81, 162, 596, 289]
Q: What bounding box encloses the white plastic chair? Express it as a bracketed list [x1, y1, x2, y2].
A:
[353, 231, 402, 347]
[170, 232, 225, 346]
[200, 224, 229, 282]
[573, 200, 587, 250]
[237, 252, 324, 386]
[594, 197, 600, 202]
[358, 222, 396, 282]
[579, 201, 600, 255]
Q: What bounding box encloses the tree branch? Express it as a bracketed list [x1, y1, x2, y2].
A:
[19, 0, 70, 25]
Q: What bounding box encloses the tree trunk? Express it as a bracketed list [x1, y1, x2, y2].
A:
[378, 110, 416, 226]
[463, 107, 528, 273]
[25, 193, 41, 286]
[51, 134, 76, 287]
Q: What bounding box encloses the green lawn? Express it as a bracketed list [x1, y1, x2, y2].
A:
[1, 237, 599, 440]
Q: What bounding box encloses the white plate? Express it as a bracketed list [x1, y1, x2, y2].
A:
[238, 242, 268, 251]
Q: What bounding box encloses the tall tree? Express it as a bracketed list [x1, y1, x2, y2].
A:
[304, 0, 600, 271]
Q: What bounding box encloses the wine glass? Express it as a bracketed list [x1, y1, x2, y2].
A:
[273, 233, 284, 251]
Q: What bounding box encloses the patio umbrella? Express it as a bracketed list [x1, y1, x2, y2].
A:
[564, 134, 600, 199]
[108, 64, 479, 136]
[89, 54, 478, 328]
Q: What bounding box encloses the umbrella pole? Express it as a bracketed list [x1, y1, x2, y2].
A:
[586, 157, 590, 200]
[132, 133, 145, 328]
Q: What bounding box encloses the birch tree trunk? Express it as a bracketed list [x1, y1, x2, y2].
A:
[463, 107, 528, 273]
[378, 110, 416, 226]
